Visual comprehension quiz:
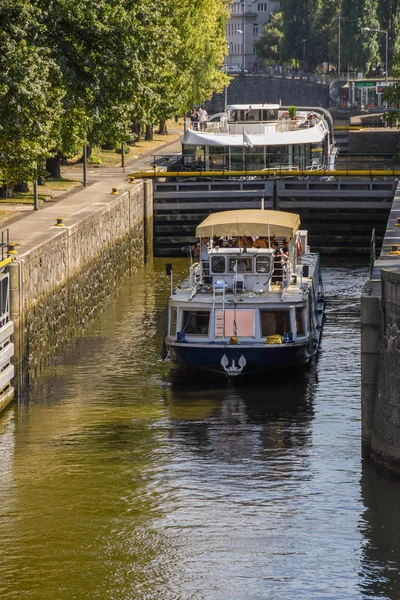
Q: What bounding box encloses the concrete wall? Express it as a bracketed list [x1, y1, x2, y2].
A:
[349, 130, 400, 154]
[369, 270, 400, 471]
[205, 75, 330, 113]
[9, 180, 153, 388]
[361, 179, 400, 474]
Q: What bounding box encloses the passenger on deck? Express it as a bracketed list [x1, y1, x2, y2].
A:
[282, 239, 289, 255]
[240, 235, 253, 248]
[254, 237, 268, 248]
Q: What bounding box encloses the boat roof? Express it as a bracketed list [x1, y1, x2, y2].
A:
[182, 122, 327, 147]
[196, 210, 301, 238]
[227, 104, 280, 110]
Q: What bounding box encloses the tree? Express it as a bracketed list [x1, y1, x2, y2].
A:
[0, 0, 62, 194]
[254, 12, 284, 64]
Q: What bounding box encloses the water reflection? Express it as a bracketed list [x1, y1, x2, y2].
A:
[4, 257, 400, 600]
[360, 462, 400, 599]
[164, 367, 317, 464]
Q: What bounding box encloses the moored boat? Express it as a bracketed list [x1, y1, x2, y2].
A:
[165, 209, 324, 380]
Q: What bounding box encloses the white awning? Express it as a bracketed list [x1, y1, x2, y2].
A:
[182, 123, 327, 147]
[196, 210, 300, 238]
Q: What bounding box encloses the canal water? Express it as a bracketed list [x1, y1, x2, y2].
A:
[1, 258, 400, 600]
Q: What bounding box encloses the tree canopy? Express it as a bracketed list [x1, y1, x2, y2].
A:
[0, 0, 229, 188]
[255, 0, 395, 75]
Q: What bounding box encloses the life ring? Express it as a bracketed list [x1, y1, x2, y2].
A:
[297, 238, 302, 258]
[280, 111, 289, 120]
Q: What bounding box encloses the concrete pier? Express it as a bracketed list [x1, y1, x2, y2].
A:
[361, 180, 400, 472]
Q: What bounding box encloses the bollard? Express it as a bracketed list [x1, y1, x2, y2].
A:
[129, 177, 135, 183]
[390, 243, 400, 254]
[396, 217, 400, 227]
[111, 187, 118, 194]
[55, 217, 65, 227]
[7, 243, 17, 255]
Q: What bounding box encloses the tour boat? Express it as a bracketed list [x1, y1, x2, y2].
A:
[181, 104, 336, 172]
[165, 209, 324, 379]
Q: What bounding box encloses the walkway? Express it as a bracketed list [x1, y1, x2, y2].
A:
[4, 134, 182, 257]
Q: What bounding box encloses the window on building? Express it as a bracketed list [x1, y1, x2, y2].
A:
[258, 3, 268, 11]
[253, 23, 259, 35]
[182, 311, 210, 336]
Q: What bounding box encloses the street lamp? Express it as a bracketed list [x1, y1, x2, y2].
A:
[302, 39, 307, 71]
[237, 28, 245, 72]
[362, 27, 388, 84]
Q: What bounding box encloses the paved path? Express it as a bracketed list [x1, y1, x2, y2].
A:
[5, 135, 182, 258]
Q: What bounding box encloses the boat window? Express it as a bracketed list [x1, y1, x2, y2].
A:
[228, 257, 253, 272]
[260, 310, 291, 337]
[215, 309, 255, 337]
[211, 255, 225, 273]
[296, 307, 305, 336]
[182, 311, 210, 335]
[256, 256, 271, 273]
[170, 307, 178, 336]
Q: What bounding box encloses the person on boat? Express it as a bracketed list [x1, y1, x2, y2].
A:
[282, 239, 289, 255]
[198, 107, 208, 130]
[236, 258, 249, 272]
[254, 237, 268, 248]
[196, 156, 205, 169]
[240, 235, 253, 248]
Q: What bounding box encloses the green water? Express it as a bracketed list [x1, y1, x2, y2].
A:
[1, 259, 400, 600]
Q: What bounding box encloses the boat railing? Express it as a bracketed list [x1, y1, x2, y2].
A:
[189, 262, 202, 287]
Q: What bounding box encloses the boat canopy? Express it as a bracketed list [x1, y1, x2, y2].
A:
[226, 104, 280, 111]
[196, 210, 301, 238]
[182, 124, 327, 147]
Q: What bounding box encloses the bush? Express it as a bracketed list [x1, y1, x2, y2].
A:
[87, 154, 102, 165]
[115, 146, 130, 155]
[101, 142, 116, 150]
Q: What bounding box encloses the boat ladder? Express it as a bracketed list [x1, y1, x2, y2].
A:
[213, 281, 226, 338]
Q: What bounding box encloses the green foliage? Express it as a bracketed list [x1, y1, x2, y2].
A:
[288, 105, 297, 118]
[87, 154, 102, 165]
[0, 0, 230, 187]
[254, 12, 284, 63]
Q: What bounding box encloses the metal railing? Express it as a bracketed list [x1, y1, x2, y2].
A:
[149, 152, 400, 176]
[0, 230, 9, 262]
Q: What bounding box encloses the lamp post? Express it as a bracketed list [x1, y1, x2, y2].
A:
[302, 39, 307, 72]
[237, 28, 245, 73]
[362, 27, 388, 84]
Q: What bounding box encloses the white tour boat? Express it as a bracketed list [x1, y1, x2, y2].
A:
[165, 209, 324, 380]
[182, 104, 336, 172]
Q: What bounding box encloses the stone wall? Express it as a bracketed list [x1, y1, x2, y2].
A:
[369, 270, 400, 472]
[10, 180, 153, 386]
[349, 130, 400, 154]
[205, 75, 330, 114]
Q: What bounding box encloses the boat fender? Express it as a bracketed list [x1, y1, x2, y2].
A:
[297, 238, 302, 258]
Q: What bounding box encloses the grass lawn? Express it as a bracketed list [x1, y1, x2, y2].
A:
[1, 178, 82, 206]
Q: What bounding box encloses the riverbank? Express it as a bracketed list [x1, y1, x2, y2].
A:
[0, 121, 183, 230]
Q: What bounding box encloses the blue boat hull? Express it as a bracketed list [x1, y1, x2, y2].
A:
[168, 341, 312, 378]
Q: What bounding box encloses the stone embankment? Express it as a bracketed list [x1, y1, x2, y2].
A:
[361, 181, 400, 473]
[206, 74, 330, 113]
[7, 176, 153, 397]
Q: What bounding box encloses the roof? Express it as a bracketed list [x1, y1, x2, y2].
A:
[196, 210, 301, 238]
[182, 121, 328, 147]
[227, 104, 280, 110]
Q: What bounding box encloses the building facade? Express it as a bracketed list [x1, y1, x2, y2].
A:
[226, 1, 280, 72]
